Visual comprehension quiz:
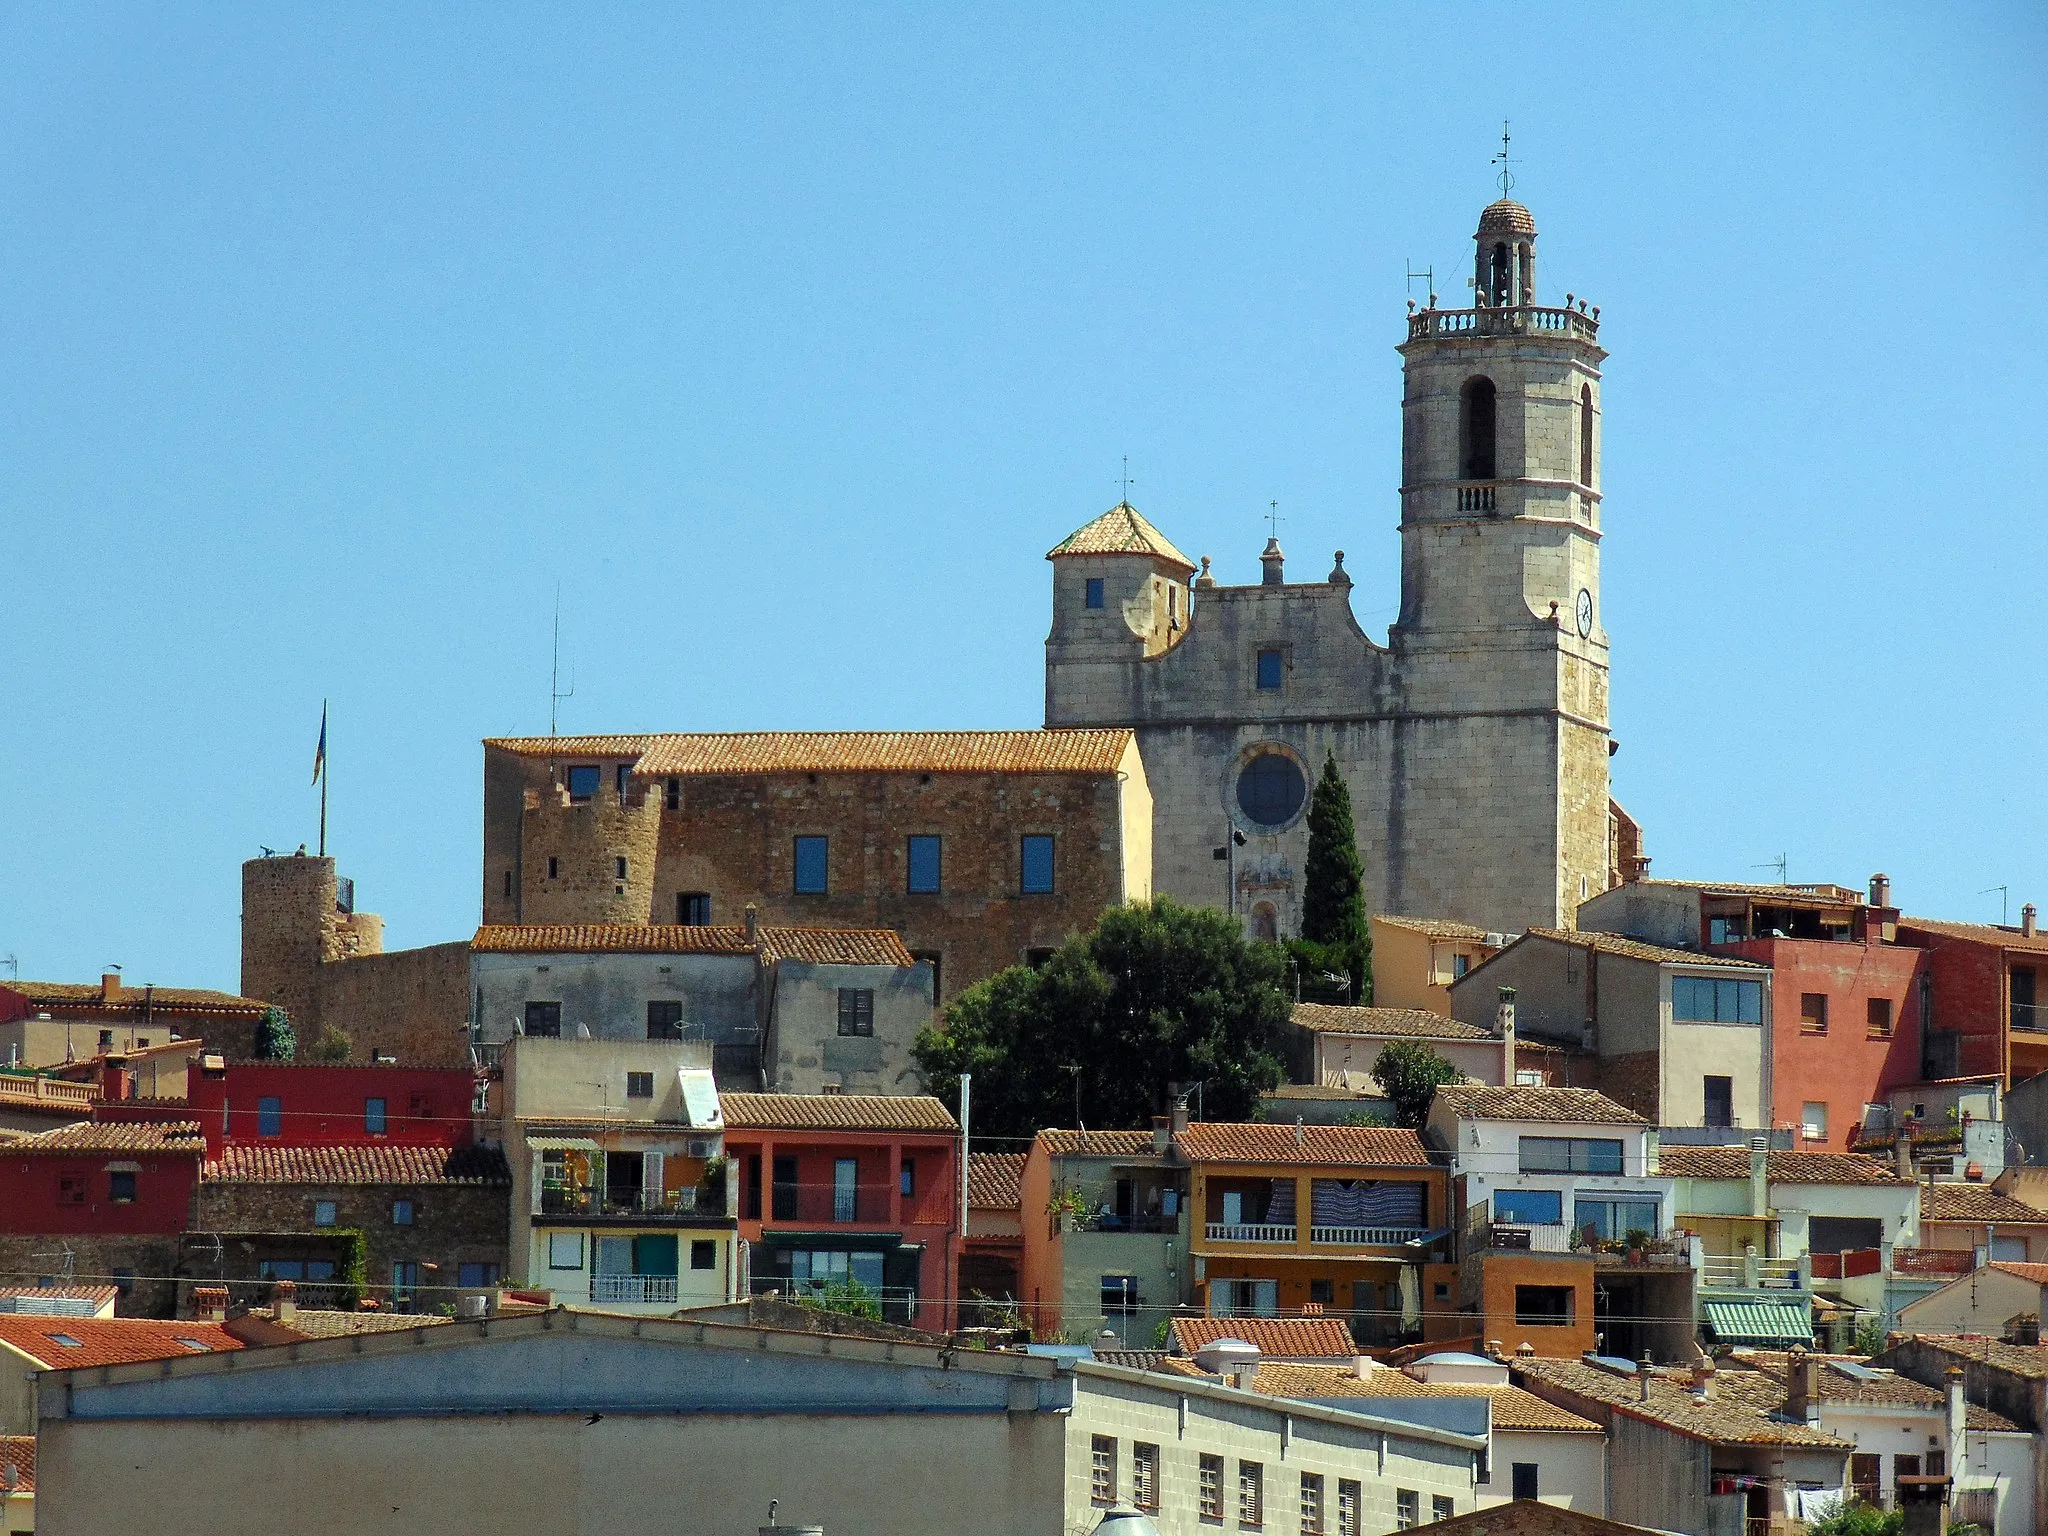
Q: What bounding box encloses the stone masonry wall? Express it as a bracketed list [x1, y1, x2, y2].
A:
[0, 1235, 182, 1319]
[320, 942, 473, 1069]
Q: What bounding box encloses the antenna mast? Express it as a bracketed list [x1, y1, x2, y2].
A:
[550, 587, 575, 737]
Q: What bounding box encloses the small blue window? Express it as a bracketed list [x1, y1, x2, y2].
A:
[1256, 649, 1284, 690]
[257, 1096, 281, 1137]
[794, 836, 829, 895]
[1085, 578, 1105, 609]
[907, 835, 942, 894]
[1493, 1189, 1563, 1225]
[565, 764, 601, 802]
[365, 1097, 387, 1135]
[1020, 835, 1056, 895]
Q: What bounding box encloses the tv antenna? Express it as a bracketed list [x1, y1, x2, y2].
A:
[1492, 119, 1515, 197]
[1753, 853, 1788, 885]
[1980, 885, 2010, 925]
[549, 586, 575, 737]
[1405, 260, 1436, 306]
[0, 955, 14, 983]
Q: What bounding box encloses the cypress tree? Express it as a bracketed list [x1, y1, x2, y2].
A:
[1298, 756, 1372, 1004]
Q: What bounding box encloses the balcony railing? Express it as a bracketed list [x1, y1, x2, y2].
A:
[1700, 1254, 1803, 1290]
[590, 1274, 679, 1305]
[2013, 1001, 2045, 1034]
[1309, 1225, 1429, 1248]
[1808, 1249, 1884, 1281]
[1076, 1213, 1181, 1234]
[767, 1186, 898, 1225]
[1891, 1247, 1975, 1277]
[539, 1182, 723, 1219]
[1406, 303, 1600, 343]
[1484, 1222, 1572, 1252]
[1206, 1222, 1298, 1244]
[1456, 484, 1497, 513]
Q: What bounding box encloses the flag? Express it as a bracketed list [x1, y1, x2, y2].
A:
[312, 701, 327, 786]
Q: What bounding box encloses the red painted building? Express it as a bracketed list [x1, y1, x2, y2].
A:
[1896, 910, 2048, 1088]
[722, 1092, 960, 1331]
[0, 1121, 204, 1235]
[100, 1057, 480, 1156]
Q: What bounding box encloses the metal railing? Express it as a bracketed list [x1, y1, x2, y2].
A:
[538, 1183, 724, 1218]
[1700, 1253, 1803, 1290]
[1891, 1247, 1975, 1277]
[1206, 1222, 1298, 1244]
[1484, 1222, 1572, 1252]
[1310, 1225, 1430, 1248]
[590, 1274, 679, 1305]
[2013, 1001, 2045, 1033]
[1406, 303, 1600, 342]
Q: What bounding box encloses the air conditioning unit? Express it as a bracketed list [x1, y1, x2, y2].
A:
[686, 1139, 718, 1159]
[1484, 933, 1508, 949]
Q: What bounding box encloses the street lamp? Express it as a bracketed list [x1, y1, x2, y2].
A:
[1212, 828, 1247, 915]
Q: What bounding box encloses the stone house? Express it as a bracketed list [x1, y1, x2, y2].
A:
[1875, 1333, 2048, 1536]
[1282, 1002, 1522, 1093]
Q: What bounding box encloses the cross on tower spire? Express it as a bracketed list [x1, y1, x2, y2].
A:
[1492, 119, 1515, 197]
[1119, 456, 1136, 504]
[1266, 499, 1284, 540]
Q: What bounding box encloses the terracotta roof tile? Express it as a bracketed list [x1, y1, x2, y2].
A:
[1920, 1185, 2048, 1223]
[0, 1120, 207, 1156]
[1524, 929, 1769, 969]
[1171, 1316, 1358, 1358]
[1898, 917, 2048, 956]
[1251, 1363, 1603, 1431]
[1511, 1357, 1851, 1447]
[1035, 1129, 1160, 1159]
[470, 923, 916, 968]
[637, 730, 1134, 777]
[0, 1436, 31, 1492]
[755, 927, 919, 968]
[8, 982, 270, 1017]
[1984, 1261, 2048, 1284]
[1623, 879, 1866, 904]
[969, 1152, 1025, 1211]
[482, 735, 663, 757]
[1723, 1352, 2023, 1430]
[1890, 1334, 2048, 1380]
[1175, 1122, 1432, 1167]
[1045, 502, 1196, 572]
[1659, 1146, 1909, 1186]
[1374, 916, 1499, 941]
[262, 1309, 455, 1338]
[719, 1093, 957, 1133]
[1433, 1085, 1647, 1125]
[1291, 1003, 1492, 1040]
[0, 1316, 241, 1370]
[204, 1144, 511, 1186]
[0, 1285, 119, 1309]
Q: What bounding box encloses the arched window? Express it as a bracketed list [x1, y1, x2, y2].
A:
[1460, 377, 1497, 481]
[1250, 902, 1279, 944]
[1489, 242, 1510, 304]
[1579, 385, 1594, 487]
[1516, 243, 1532, 304]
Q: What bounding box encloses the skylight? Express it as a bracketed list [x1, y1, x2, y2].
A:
[47, 1334, 82, 1348]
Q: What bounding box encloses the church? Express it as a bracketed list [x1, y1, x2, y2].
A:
[1044, 194, 1626, 940]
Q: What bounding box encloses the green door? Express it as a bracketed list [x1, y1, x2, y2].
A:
[633, 1234, 679, 1278]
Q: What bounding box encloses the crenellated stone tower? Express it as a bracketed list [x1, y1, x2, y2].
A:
[1045, 196, 1615, 937]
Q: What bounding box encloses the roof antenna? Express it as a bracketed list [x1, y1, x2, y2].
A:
[550, 585, 575, 737]
[1979, 885, 2010, 926]
[1492, 119, 1515, 197]
[1752, 854, 1788, 885]
[1405, 259, 1436, 307]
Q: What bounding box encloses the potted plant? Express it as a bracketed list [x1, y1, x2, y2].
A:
[1046, 1187, 1088, 1231]
[1625, 1228, 1652, 1263]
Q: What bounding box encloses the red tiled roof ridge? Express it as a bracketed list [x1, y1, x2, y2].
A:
[1174, 1121, 1433, 1166]
[1432, 1084, 1647, 1125]
[488, 729, 1137, 778]
[1290, 1003, 1492, 1040]
[0, 1120, 207, 1155]
[719, 1092, 957, 1132]
[1171, 1315, 1357, 1358]
[1522, 928, 1769, 968]
[0, 1316, 242, 1370]
[1659, 1145, 1910, 1186]
[203, 1143, 511, 1186]
[471, 922, 916, 968]
[1373, 915, 1498, 940]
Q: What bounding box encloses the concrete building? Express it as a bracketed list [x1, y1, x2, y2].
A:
[961, 1151, 1025, 1327]
[1894, 1261, 2048, 1336]
[0, 1435, 29, 1535]
[1018, 1127, 1187, 1346]
[31, 1306, 1487, 1536]
[480, 728, 1151, 1007]
[0, 1314, 239, 1434]
[1914, 1181, 2048, 1267]
[1876, 1333, 2048, 1536]
[0, 974, 270, 1068]
[469, 920, 929, 1094]
[1370, 917, 1512, 1016]
[1453, 930, 1772, 1133]
[1893, 913, 2048, 1087]
[1044, 198, 1618, 941]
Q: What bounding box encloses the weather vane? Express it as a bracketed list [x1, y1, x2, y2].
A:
[1120, 456, 1135, 503]
[1493, 119, 1515, 197]
[1266, 500, 1284, 540]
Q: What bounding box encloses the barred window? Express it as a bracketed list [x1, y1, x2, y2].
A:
[1336, 1481, 1360, 1536]
[1433, 1497, 1455, 1523]
[1300, 1472, 1325, 1534]
[837, 988, 874, 1038]
[1396, 1490, 1419, 1530]
[1133, 1443, 1160, 1513]
[1091, 1435, 1117, 1506]
[1239, 1461, 1264, 1529]
[1199, 1454, 1225, 1524]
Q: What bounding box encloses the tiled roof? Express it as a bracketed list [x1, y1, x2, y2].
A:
[1412, 1503, 1707, 1536]
[8, 982, 270, 1016]
[0, 1316, 242, 1370]
[1722, 1352, 2022, 1431]
[1658, 1146, 1908, 1186]
[1171, 1315, 1357, 1359]
[1093, 1349, 1169, 1371]
[1291, 1003, 1492, 1040]
[471, 923, 917, 968]
[0, 1120, 207, 1156]
[1035, 1129, 1160, 1159]
[636, 730, 1135, 777]
[1511, 1357, 1851, 1447]
[1174, 1122, 1432, 1168]
[1898, 917, 2048, 956]
[1921, 1184, 2048, 1223]
[267, 1309, 454, 1338]
[968, 1152, 1025, 1211]
[1985, 1261, 2048, 1284]
[1374, 916, 1498, 941]
[0, 1285, 119, 1309]
[1251, 1363, 1603, 1431]
[0, 1435, 31, 1492]
[205, 1143, 511, 1186]
[1625, 879, 1865, 904]
[1045, 501, 1197, 572]
[1890, 1334, 2048, 1380]
[1263, 1084, 1371, 1100]
[719, 1093, 957, 1133]
[1524, 928, 1769, 969]
[1477, 198, 1538, 235]
[484, 734, 661, 758]
[1433, 1085, 1646, 1125]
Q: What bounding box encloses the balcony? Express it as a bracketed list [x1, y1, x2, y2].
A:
[1483, 1222, 1572, 1253]
[1309, 1225, 1429, 1248]
[1700, 1253, 1803, 1291]
[2013, 1001, 2046, 1034]
[1405, 303, 1600, 343]
[763, 1183, 932, 1227]
[1891, 1247, 1975, 1278]
[591, 1274, 679, 1305]
[537, 1181, 725, 1221]
[1206, 1222, 1298, 1244]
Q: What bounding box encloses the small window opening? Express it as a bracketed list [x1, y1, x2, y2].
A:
[1085, 577, 1105, 609]
[1460, 377, 1497, 481]
[1579, 385, 1594, 486]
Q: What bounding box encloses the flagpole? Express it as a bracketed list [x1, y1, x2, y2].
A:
[315, 700, 329, 858]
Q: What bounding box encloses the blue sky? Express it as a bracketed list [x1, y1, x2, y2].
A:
[2, 5, 2043, 992]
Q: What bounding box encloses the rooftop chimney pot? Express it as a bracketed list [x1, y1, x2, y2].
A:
[2024, 904, 2038, 940]
[1870, 873, 1892, 909]
[100, 972, 121, 1002]
[745, 904, 759, 943]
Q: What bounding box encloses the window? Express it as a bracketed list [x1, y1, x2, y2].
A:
[548, 1233, 584, 1270]
[108, 1170, 136, 1203]
[1101, 1274, 1139, 1319]
[1708, 915, 1745, 945]
[565, 765, 600, 802]
[1672, 975, 1764, 1023]
[391, 1261, 419, 1305]
[676, 892, 711, 926]
[1256, 648, 1284, 690]
[1519, 1137, 1623, 1174]
[1085, 577, 1105, 609]
[365, 1097, 387, 1135]
[1091, 1435, 1117, 1505]
[900, 1159, 916, 1197]
[793, 836, 829, 894]
[665, 776, 680, 811]
[1511, 1463, 1539, 1501]
[97, 1029, 113, 1050]
[615, 763, 630, 801]
[1308, 1278, 1334, 1306]
[1236, 753, 1306, 828]
[832, 1159, 858, 1223]
[1515, 1285, 1575, 1325]
[1396, 1489, 1419, 1531]
[772, 1156, 798, 1220]
[546, 856, 559, 880]
[1800, 1101, 1830, 1141]
[1200, 1455, 1226, 1523]
[1300, 1472, 1325, 1534]
[1020, 834, 1056, 895]
[626, 1072, 654, 1099]
[615, 856, 628, 881]
[1800, 993, 1829, 1034]
[1452, 952, 1471, 979]
[111, 1267, 134, 1296]
[524, 1001, 562, 1038]
[258, 1096, 282, 1137]
[503, 869, 512, 899]
[57, 1176, 84, 1205]
[1336, 1481, 1360, 1536]
[907, 835, 942, 894]
[313, 1200, 338, 1227]
[392, 1199, 414, 1226]
[1134, 1444, 1161, 1514]
[1579, 384, 1594, 486]
[1493, 1189, 1563, 1225]
[690, 1239, 717, 1271]
[1434, 1497, 1455, 1523]
[837, 988, 874, 1037]
[46, 1334, 81, 1349]
[1459, 376, 1497, 480]
[647, 1001, 686, 1040]
[1868, 998, 1894, 1038]
[1573, 1198, 1660, 1242]
[1239, 1461, 1264, 1529]
[458, 1262, 500, 1288]
[1704, 1075, 1733, 1129]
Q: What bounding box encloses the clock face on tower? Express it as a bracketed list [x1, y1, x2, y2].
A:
[1575, 588, 1594, 638]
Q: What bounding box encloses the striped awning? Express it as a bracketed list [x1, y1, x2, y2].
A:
[1702, 1298, 1813, 1346]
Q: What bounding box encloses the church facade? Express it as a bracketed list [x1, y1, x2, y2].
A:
[1045, 197, 1620, 940]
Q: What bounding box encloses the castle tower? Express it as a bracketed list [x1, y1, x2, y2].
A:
[1044, 501, 1197, 722]
[241, 854, 384, 1042]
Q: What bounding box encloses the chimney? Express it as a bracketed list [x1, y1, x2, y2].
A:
[1300, 1301, 1323, 1315]
[1485, 1339, 1505, 1361]
[1691, 1358, 1716, 1400]
[1353, 1355, 1373, 1381]
[1497, 987, 1518, 1086]
[1171, 1096, 1190, 1138]
[1294, 1117, 1305, 1148]
[1895, 1128, 1915, 1180]
[101, 971, 122, 1003]
[191, 1285, 230, 1322]
[1152, 1115, 1172, 1155]
[2024, 905, 2038, 940]
[1945, 1365, 1966, 1481]
[271, 1279, 298, 1323]
[1785, 1347, 1820, 1424]
[1870, 873, 1892, 909]
[1260, 537, 1286, 586]
[1636, 1352, 1653, 1402]
[744, 904, 759, 944]
[1749, 1135, 1770, 1219]
[100, 1053, 131, 1103]
[1515, 1341, 1536, 1360]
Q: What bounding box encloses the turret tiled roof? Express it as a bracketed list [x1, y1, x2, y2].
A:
[1477, 198, 1537, 236]
[1045, 501, 1196, 573]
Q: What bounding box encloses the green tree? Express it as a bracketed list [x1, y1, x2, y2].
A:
[252, 1006, 296, 1062]
[1294, 757, 1372, 1004]
[801, 1277, 883, 1322]
[305, 1023, 352, 1063]
[913, 897, 1291, 1140]
[1807, 1505, 1901, 1536]
[1370, 1041, 1460, 1129]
